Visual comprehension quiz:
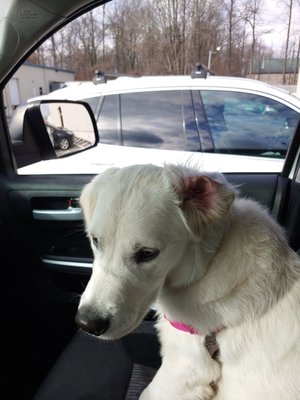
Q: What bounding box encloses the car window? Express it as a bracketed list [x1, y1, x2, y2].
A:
[4, 0, 300, 176]
[82, 97, 101, 114]
[120, 90, 197, 151]
[201, 90, 300, 158]
[96, 95, 120, 145]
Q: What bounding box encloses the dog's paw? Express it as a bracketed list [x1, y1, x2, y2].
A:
[139, 383, 216, 400]
[179, 384, 215, 400]
[139, 350, 221, 400]
[139, 363, 220, 400]
[202, 358, 221, 388]
[181, 360, 220, 400]
[196, 385, 216, 400]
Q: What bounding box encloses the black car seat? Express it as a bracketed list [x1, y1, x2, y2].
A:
[33, 319, 160, 400]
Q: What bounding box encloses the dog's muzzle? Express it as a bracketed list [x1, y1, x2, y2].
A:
[75, 306, 109, 336]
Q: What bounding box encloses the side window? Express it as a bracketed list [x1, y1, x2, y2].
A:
[120, 91, 186, 150]
[201, 90, 300, 158]
[97, 95, 120, 145]
[81, 97, 100, 115]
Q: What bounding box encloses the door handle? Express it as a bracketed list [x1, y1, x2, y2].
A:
[33, 206, 83, 221]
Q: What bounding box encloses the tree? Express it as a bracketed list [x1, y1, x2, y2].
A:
[282, 0, 294, 84]
[27, 0, 277, 79]
[243, 0, 262, 77]
[222, 0, 244, 75]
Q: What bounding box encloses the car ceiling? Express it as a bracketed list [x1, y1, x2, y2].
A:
[0, 0, 110, 85]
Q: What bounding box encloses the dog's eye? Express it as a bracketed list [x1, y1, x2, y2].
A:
[91, 236, 99, 247]
[134, 248, 159, 264]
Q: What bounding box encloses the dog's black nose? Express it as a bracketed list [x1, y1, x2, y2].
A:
[75, 307, 109, 336]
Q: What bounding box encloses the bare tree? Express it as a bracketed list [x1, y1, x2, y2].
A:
[282, 0, 294, 84]
[74, 9, 104, 75]
[222, 0, 244, 75]
[242, 0, 267, 77]
[149, 0, 187, 74]
[294, 35, 300, 84]
[109, 0, 146, 74]
[27, 0, 277, 79]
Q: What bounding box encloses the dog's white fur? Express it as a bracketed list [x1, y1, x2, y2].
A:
[78, 164, 300, 400]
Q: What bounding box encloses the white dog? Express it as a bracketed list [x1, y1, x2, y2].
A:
[76, 163, 300, 400]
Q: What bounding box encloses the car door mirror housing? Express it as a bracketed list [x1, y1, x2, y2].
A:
[10, 100, 99, 169]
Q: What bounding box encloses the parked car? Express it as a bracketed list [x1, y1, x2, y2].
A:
[22, 71, 300, 175]
[25, 71, 300, 174]
[45, 122, 74, 150]
[1, 1, 300, 400]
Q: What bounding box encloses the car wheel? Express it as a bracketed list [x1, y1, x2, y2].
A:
[59, 137, 70, 150]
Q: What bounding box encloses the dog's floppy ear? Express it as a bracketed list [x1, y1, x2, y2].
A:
[178, 175, 235, 234]
[181, 175, 219, 212]
[164, 165, 235, 235]
[180, 174, 235, 235]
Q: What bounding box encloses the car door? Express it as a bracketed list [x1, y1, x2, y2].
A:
[0, 131, 96, 398]
[1, 120, 298, 400]
[1, 1, 300, 399]
[0, 1, 106, 398]
[0, 105, 286, 400]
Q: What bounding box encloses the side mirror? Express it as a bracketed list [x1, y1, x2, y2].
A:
[10, 100, 99, 168]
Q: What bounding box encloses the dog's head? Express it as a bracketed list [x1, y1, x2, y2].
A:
[75, 164, 235, 339]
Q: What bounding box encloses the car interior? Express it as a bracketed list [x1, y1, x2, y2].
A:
[1, 1, 300, 399]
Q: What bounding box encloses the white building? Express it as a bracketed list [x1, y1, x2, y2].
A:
[4, 61, 75, 119]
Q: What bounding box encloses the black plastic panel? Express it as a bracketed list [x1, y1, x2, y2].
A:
[282, 181, 300, 251]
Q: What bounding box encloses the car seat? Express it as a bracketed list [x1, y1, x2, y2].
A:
[33, 319, 161, 400]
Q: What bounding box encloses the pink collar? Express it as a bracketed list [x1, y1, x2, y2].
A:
[165, 315, 225, 336]
[168, 319, 202, 335]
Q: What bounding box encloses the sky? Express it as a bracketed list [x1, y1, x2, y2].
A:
[259, 0, 300, 56]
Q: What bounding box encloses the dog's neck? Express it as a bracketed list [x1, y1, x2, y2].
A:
[165, 218, 229, 289]
[157, 199, 300, 335]
[156, 220, 229, 335]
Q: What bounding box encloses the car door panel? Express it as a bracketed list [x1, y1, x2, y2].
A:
[1, 114, 299, 400]
[0, 180, 89, 399]
[3, 172, 279, 289]
[278, 129, 300, 252]
[0, 167, 284, 399]
[0, 1, 300, 398]
[0, 78, 290, 397]
[4, 178, 91, 284]
[282, 180, 300, 251]
[38, 172, 279, 291]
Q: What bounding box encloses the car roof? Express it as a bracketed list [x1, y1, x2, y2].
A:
[29, 74, 300, 110]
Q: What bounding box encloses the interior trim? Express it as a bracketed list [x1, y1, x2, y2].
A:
[42, 257, 92, 269]
[33, 207, 83, 221]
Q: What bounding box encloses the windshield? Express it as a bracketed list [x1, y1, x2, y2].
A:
[4, 0, 300, 175]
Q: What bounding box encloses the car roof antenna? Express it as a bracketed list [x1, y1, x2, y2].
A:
[93, 70, 107, 85]
[191, 63, 215, 79]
